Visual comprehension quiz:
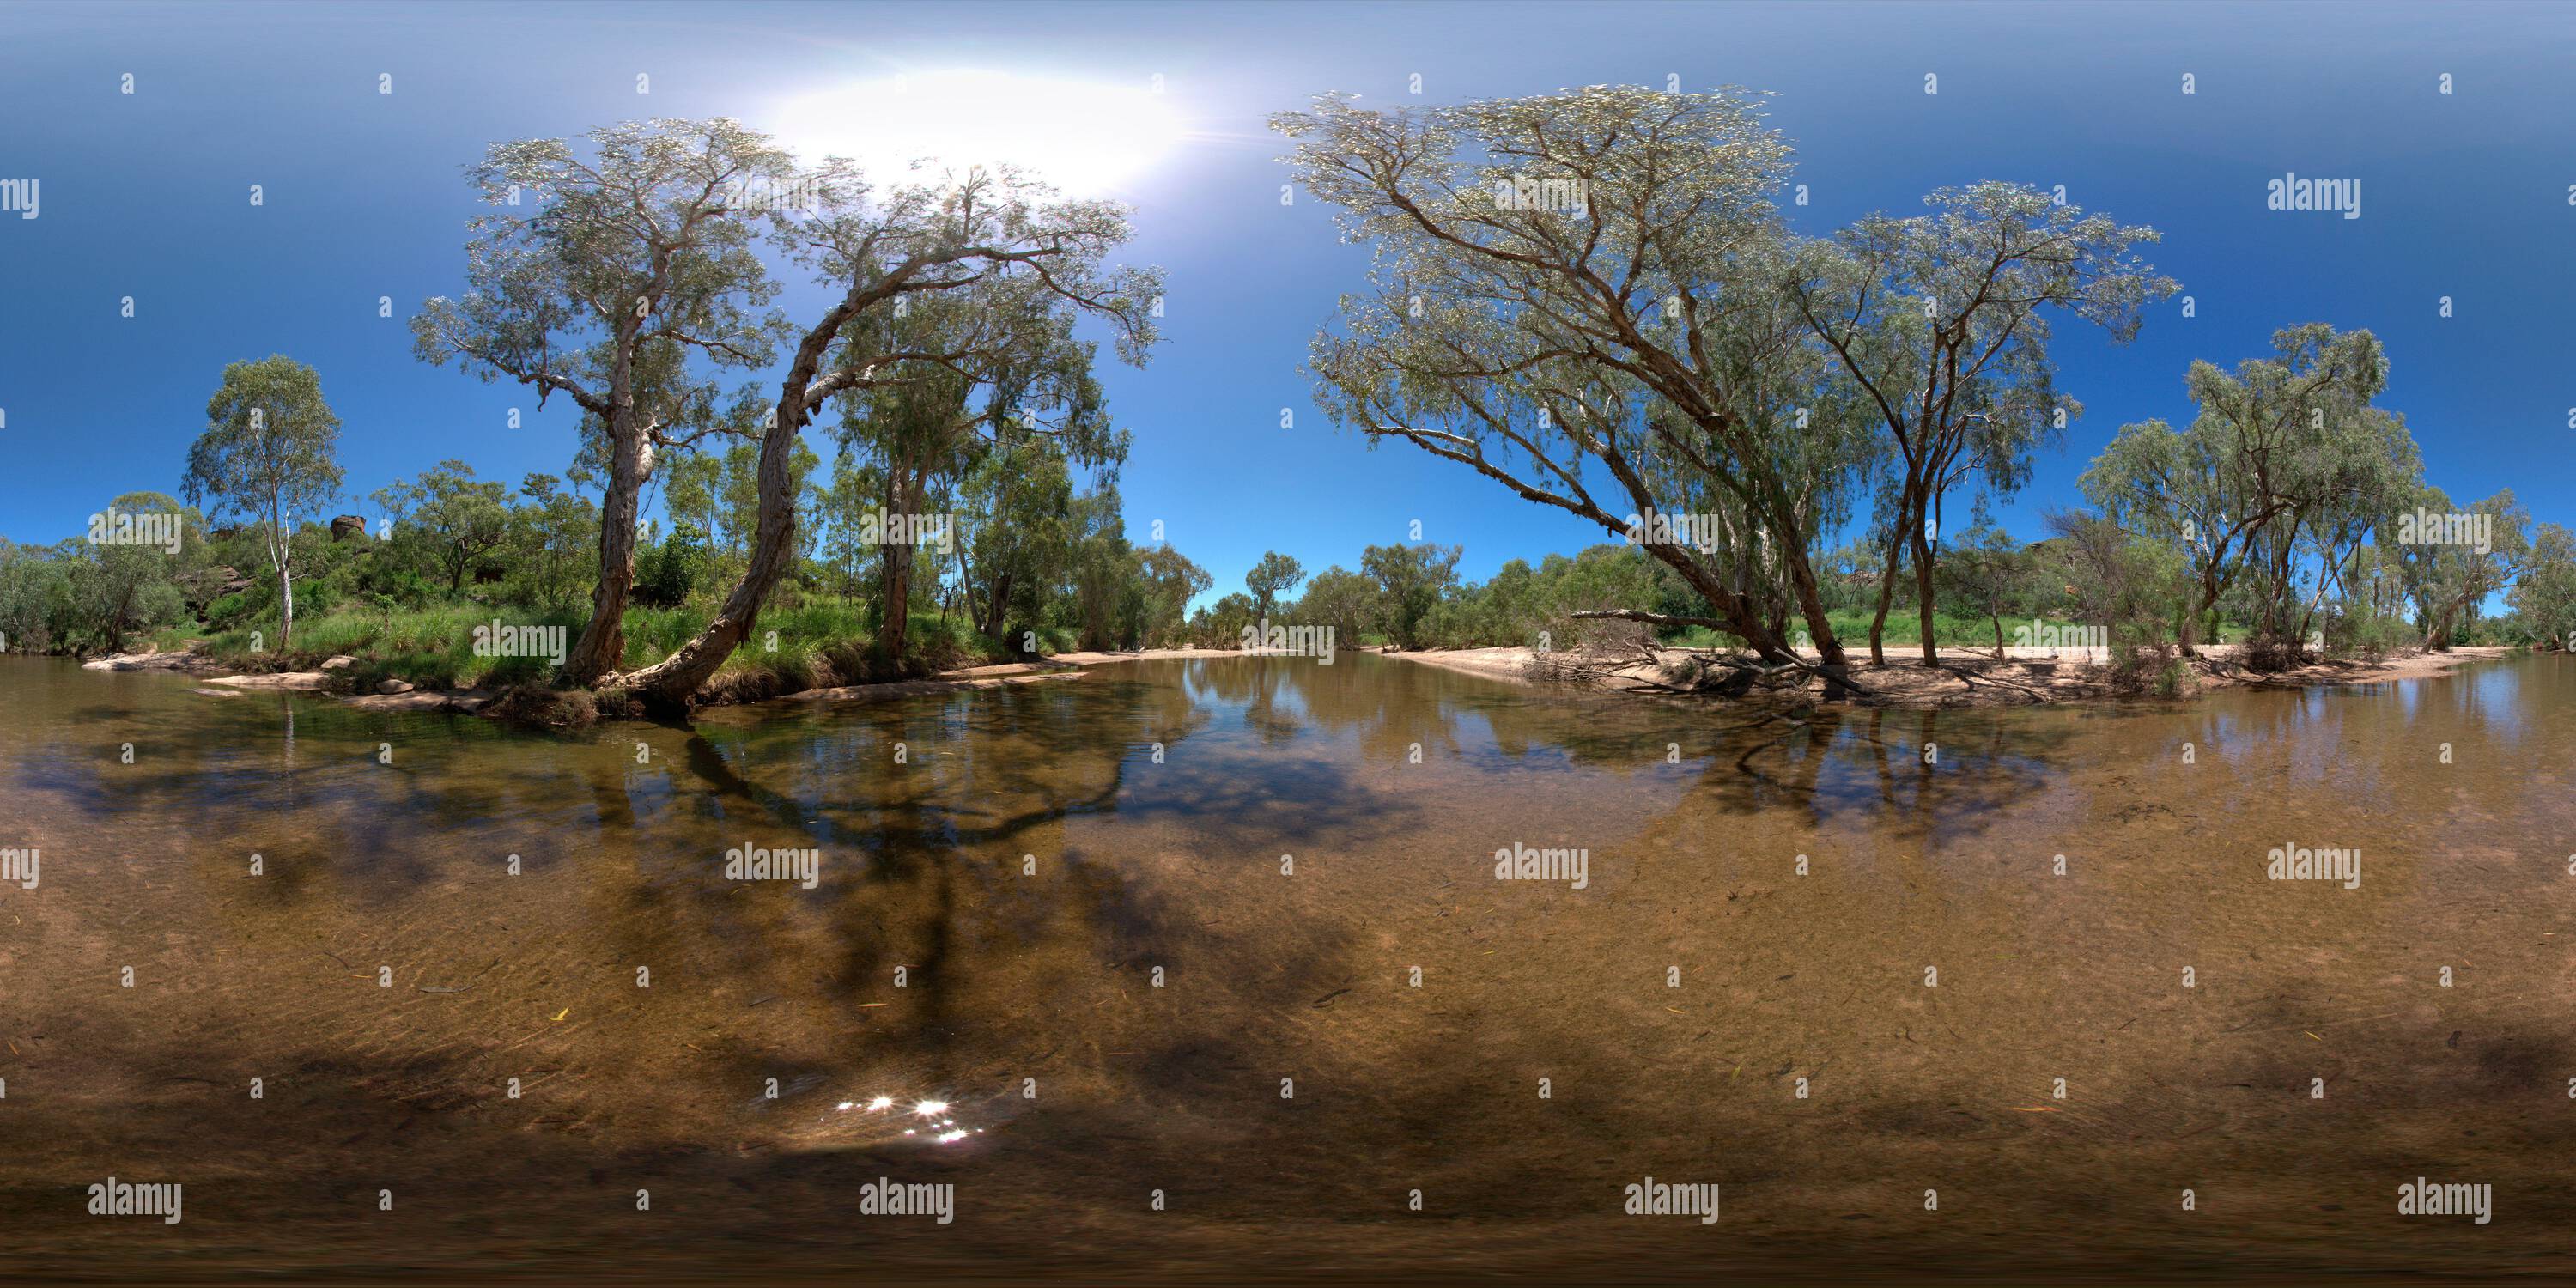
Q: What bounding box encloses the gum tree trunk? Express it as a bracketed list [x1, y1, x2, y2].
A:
[1784, 553, 1848, 667]
[1867, 524, 1903, 666]
[1913, 522, 1941, 668]
[877, 488, 914, 660]
[626, 413, 799, 707]
[562, 422, 646, 684]
[268, 495, 296, 651]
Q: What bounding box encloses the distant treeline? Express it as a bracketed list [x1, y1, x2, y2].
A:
[1188, 519, 2575, 664]
[1267, 87, 2576, 683]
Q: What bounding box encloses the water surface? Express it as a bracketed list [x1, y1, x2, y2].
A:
[3, 652, 2571, 1280]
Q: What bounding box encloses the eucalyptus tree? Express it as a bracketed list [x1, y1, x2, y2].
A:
[185, 355, 344, 648]
[842, 355, 975, 659]
[1135, 545, 1212, 647]
[2082, 326, 2416, 657]
[1067, 486, 1138, 650]
[1935, 523, 2038, 659]
[412, 118, 795, 682]
[2043, 508, 2194, 684]
[811, 275, 1128, 667]
[372, 460, 512, 592]
[1292, 565, 1379, 646]
[2508, 523, 2576, 650]
[2339, 540, 2409, 643]
[1245, 551, 1305, 621]
[74, 491, 193, 653]
[2252, 401, 2419, 651]
[662, 436, 818, 583]
[1200, 592, 1257, 646]
[623, 163, 1157, 704]
[958, 432, 1078, 645]
[510, 473, 599, 608]
[2396, 487, 2530, 650]
[0, 539, 75, 653]
[1787, 182, 2175, 666]
[813, 451, 884, 601]
[1361, 542, 1461, 649]
[1273, 86, 1874, 677]
[951, 396, 1130, 651]
[657, 446, 732, 564]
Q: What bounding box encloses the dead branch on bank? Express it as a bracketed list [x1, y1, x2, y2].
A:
[1566, 609, 1874, 700]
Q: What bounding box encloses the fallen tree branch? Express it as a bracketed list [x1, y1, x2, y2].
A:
[1567, 609, 1874, 699]
[1569, 607, 1732, 631]
[1937, 663, 2052, 701]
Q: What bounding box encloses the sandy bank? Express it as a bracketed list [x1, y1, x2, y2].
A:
[710, 648, 1238, 715]
[96, 644, 1245, 720]
[738, 665, 1084, 708]
[1043, 647, 1243, 665]
[107, 637, 2512, 719]
[1388, 641, 2521, 707]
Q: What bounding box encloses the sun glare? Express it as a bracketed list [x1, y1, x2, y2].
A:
[767, 69, 1187, 197]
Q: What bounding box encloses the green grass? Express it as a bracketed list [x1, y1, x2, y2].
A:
[191, 603, 582, 689]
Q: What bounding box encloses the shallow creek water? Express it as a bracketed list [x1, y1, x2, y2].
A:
[2, 651, 2571, 1279]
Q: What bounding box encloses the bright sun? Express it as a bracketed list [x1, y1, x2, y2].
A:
[765, 70, 1188, 198]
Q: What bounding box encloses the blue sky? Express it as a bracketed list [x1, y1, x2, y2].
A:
[3, 0, 2571, 609]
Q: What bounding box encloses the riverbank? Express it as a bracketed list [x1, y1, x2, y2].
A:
[76, 642, 1257, 720]
[1388, 641, 2521, 707]
[76, 638, 2525, 720]
[702, 649, 1250, 716]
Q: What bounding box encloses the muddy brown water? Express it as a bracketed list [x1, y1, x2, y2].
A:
[2, 651, 2572, 1282]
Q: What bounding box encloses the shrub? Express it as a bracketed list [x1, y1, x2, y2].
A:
[632, 525, 710, 610]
